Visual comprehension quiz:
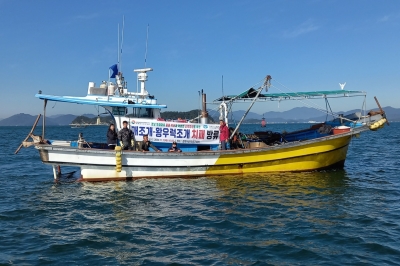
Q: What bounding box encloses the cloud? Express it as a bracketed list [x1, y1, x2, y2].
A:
[378, 15, 390, 22]
[73, 13, 100, 20]
[8, 63, 19, 69]
[377, 11, 400, 23]
[61, 13, 101, 26]
[283, 19, 320, 38]
[205, 11, 224, 20]
[166, 49, 180, 60]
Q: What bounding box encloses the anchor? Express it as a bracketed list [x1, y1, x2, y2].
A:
[374, 96, 390, 126]
[14, 114, 44, 154]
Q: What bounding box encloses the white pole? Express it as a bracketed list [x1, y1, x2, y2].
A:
[145, 24, 149, 68]
[117, 23, 120, 67]
[120, 15, 124, 73]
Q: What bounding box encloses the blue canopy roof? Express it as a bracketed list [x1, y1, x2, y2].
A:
[214, 89, 366, 102]
[35, 94, 167, 109]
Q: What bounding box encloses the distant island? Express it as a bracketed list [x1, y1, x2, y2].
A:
[1, 106, 400, 126]
[71, 116, 113, 126]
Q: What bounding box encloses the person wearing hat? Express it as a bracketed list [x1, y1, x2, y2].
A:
[168, 141, 182, 152]
[117, 121, 136, 150]
[219, 119, 229, 150]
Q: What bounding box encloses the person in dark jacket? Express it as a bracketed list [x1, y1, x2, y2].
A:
[139, 134, 160, 152]
[168, 141, 182, 152]
[230, 133, 242, 149]
[107, 124, 118, 149]
[118, 121, 136, 150]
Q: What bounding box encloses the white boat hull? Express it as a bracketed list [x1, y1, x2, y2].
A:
[36, 126, 369, 181]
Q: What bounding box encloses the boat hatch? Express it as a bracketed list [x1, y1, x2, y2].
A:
[197, 145, 211, 151]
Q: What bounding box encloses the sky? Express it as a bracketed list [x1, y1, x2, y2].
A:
[1, 0, 400, 119]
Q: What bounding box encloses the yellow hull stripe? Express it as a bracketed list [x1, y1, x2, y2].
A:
[205, 135, 351, 175]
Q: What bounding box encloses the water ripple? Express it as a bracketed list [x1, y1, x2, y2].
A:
[1, 125, 400, 265]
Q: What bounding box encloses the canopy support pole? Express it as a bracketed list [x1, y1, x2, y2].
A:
[230, 87, 263, 139]
[42, 99, 47, 140]
[229, 75, 271, 139]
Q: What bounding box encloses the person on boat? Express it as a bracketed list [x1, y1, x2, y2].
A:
[219, 119, 229, 150]
[230, 133, 242, 149]
[107, 124, 118, 149]
[140, 134, 160, 152]
[168, 141, 182, 152]
[118, 121, 136, 150]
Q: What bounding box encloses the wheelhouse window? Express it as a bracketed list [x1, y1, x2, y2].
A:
[112, 107, 127, 116]
[126, 108, 153, 118]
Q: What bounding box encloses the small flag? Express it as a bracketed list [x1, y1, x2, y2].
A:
[109, 64, 118, 78]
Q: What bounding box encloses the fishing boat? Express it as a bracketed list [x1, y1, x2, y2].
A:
[261, 114, 266, 127]
[15, 64, 388, 181]
[70, 124, 87, 128]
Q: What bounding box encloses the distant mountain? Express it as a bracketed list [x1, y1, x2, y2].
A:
[1, 106, 399, 126]
[209, 106, 400, 123]
[223, 110, 264, 120]
[48, 114, 68, 118]
[82, 113, 97, 118]
[161, 109, 201, 120]
[48, 114, 94, 123]
[0, 113, 58, 126]
[294, 106, 400, 123]
[380, 106, 400, 121]
[71, 115, 113, 125]
[209, 107, 322, 122]
[50, 114, 77, 125]
[0, 113, 77, 126]
[161, 109, 215, 122]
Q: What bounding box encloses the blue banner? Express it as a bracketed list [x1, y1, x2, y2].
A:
[109, 64, 118, 78]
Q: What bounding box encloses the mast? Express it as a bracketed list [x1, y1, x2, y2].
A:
[119, 16, 125, 74]
[144, 24, 149, 68]
[230, 75, 271, 138]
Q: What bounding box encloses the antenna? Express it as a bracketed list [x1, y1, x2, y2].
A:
[117, 23, 119, 66]
[222, 75, 225, 101]
[339, 82, 346, 90]
[120, 15, 125, 73]
[144, 24, 149, 67]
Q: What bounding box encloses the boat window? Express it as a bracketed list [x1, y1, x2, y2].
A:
[142, 108, 153, 118]
[126, 108, 138, 118]
[112, 107, 126, 116]
[126, 108, 153, 118]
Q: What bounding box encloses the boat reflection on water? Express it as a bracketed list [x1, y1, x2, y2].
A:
[211, 170, 350, 196]
[209, 171, 351, 230]
[41, 170, 356, 263]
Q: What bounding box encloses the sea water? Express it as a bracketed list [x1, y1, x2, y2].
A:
[1, 124, 399, 265]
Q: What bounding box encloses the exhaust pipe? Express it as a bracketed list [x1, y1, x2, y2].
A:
[201, 93, 208, 124]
